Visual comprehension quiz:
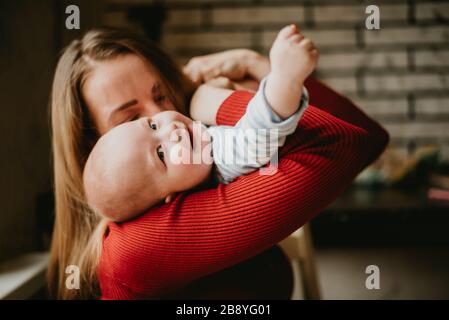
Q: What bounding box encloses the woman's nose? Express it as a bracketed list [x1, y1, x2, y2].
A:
[143, 103, 165, 118]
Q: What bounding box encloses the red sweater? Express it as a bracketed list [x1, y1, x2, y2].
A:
[98, 77, 389, 299]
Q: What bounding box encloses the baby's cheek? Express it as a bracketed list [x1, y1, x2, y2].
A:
[183, 163, 211, 189]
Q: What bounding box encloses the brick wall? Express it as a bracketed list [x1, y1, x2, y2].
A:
[103, 0, 449, 158]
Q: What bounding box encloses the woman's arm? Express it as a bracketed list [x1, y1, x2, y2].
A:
[187, 49, 270, 125]
[189, 84, 234, 126]
[183, 49, 269, 88]
[246, 51, 270, 82]
[187, 50, 269, 125]
[99, 88, 389, 298]
[304, 77, 389, 166]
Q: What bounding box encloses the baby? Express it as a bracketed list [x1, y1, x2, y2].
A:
[83, 25, 318, 221]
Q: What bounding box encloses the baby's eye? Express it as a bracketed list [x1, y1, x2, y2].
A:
[157, 146, 164, 162]
[148, 120, 157, 130]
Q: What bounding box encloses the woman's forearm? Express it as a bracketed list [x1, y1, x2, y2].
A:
[189, 84, 234, 125]
[245, 50, 271, 81]
[304, 77, 390, 166]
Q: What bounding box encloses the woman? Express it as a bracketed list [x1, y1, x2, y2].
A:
[48, 27, 389, 299]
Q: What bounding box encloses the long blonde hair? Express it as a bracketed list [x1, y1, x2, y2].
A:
[48, 27, 195, 299]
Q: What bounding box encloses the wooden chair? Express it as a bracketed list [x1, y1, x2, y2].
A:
[279, 223, 321, 299]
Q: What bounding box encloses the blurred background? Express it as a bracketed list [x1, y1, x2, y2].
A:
[0, 0, 448, 299]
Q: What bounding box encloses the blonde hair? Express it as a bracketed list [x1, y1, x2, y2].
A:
[48, 27, 195, 299]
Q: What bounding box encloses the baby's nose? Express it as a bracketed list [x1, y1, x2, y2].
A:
[164, 121, 186, 142]
[170, 121, 184, 130]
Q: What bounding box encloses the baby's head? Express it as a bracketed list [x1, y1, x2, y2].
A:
[83, 111, 213, 221]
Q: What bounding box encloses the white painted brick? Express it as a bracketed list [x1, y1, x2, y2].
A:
[162, 31, 252, 50]
[211, 6, 305, 25]
[350, 97, 408, 116]
[261, 31, 280, 49]
[108, 0, 245, 3]
[415, 97, 449, 115]
[365, 27, 449, 45]
[262, 29, 357, 50]
[416, 2, 449, 21]
[313, 4, 407, 23]
[385, 123, 449, 139]
[415, 49, 449, 68]
[164, 9, 202, 27]
[318, 76, 357, 94]
[439, 144, 449, 161]
[364, 74, 449, 92]
[318, 51, 407, 70]
[303, 29, 358, 47]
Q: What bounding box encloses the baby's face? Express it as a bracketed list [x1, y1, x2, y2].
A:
[112, 110, 214, 198]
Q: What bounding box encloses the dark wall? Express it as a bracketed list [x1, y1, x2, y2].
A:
[0, 0, 104, 262]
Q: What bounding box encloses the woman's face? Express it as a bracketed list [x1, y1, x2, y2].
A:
[83, 53, 176, 135]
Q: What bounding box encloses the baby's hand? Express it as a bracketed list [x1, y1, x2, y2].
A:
[269, 24, 319, 87]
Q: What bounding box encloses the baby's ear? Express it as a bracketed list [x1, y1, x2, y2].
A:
[165, 193, 176, 204]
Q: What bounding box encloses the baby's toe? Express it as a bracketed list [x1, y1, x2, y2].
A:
[276, 24, 298, 41]
[288, 34, 304, 43]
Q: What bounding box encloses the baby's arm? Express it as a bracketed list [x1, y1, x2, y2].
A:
[207, 24, 316, 184]
[208, 77, 309, 184]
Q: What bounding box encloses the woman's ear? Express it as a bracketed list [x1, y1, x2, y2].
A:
[165, 193, 177, 203]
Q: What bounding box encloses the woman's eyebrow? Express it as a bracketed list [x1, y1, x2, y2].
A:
[109, 99, 138, 123]
[152, 81, 162, 96]
[113, 99, 138, 113]
[108, 82, 160, 124]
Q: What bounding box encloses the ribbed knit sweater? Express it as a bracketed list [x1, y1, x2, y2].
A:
[98, 77, 389, 299]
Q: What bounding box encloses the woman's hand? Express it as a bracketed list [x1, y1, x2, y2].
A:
[183, 49, 270, 86]
[184, 49, 268, 123]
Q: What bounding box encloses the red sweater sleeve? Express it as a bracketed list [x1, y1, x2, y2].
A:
[99, 80, 389, 299]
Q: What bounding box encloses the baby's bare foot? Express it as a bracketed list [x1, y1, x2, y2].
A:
[264, 25, 319, 119]
[269, 24, 319, 88]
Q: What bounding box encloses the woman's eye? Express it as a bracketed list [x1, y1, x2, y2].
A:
[155, 95, 166, 103]
[127, 115, 139, 122]
[157, 146, 164, 162]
